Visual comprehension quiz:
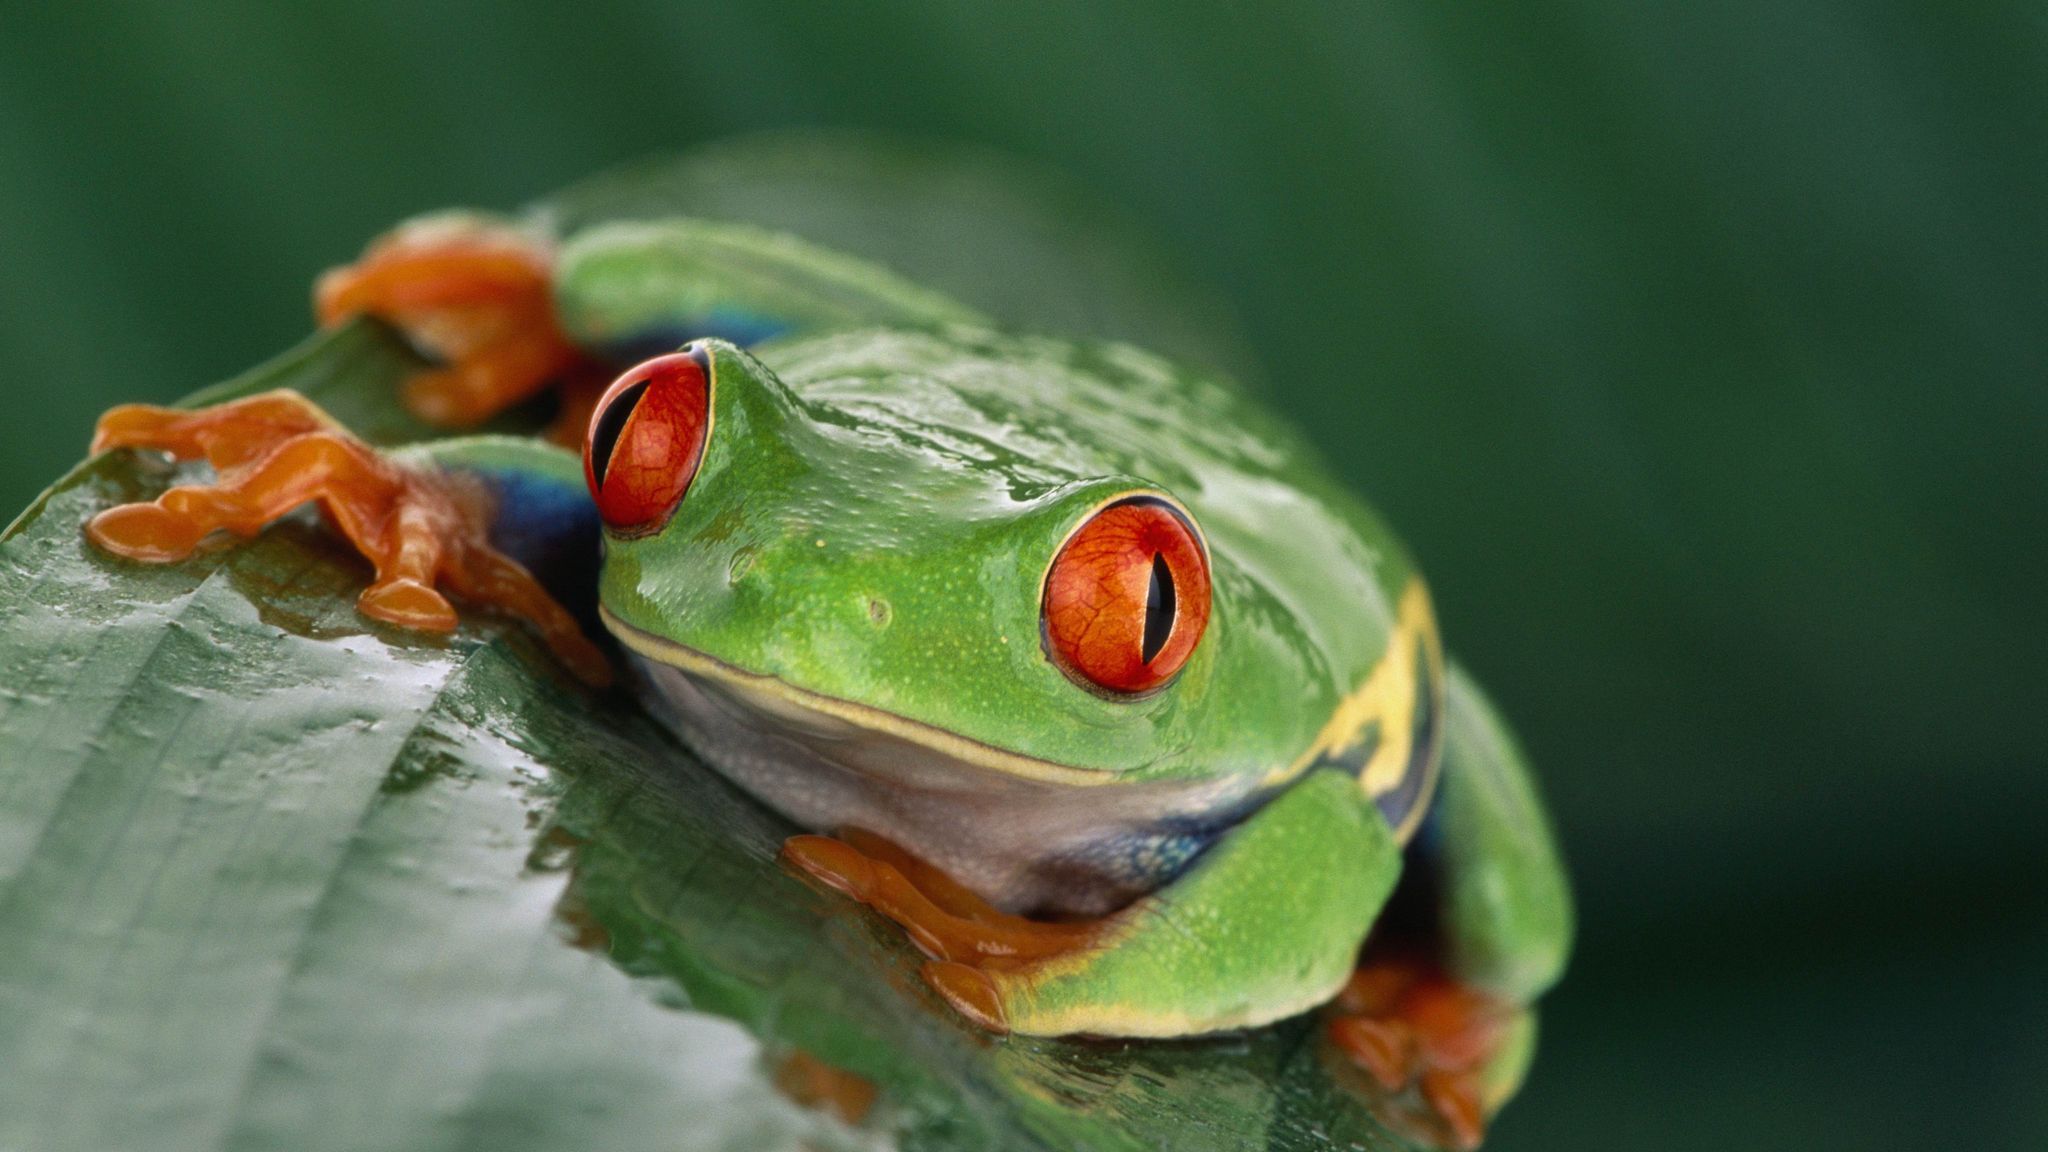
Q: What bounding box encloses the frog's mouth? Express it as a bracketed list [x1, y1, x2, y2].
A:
[598, 604, 1117, 788]
[597, 603, 1256, 916]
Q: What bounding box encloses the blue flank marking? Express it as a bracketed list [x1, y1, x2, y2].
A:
[596, 310, 797, 363]
[692, 309, 798, 347]
[467, 466, 604, 638]
[1069, 812, 1242, 893]
[469, 467, 596, 569]
[1407, 797, 1445, 862]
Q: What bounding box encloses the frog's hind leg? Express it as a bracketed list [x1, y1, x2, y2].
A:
[1327, 951, 1530, 1151]
[315, 214, 604, 434]
[1326, 663, 1573, 1149]
[86, 391, 609, 685]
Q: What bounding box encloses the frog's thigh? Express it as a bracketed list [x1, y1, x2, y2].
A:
[976, 769, 1401, 1038]
[1430, 662, 1574, 1007]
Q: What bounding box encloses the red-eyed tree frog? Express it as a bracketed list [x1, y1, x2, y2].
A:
[82, 205, 1571, 1149]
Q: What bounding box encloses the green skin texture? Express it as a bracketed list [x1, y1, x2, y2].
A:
[419, 216, 1572, 1055]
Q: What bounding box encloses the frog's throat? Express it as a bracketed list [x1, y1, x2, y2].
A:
[598, 604, 1119, 787]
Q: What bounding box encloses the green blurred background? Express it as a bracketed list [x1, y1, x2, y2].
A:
[2, 4, 2042, 1149]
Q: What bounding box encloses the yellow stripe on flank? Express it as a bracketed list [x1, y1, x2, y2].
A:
[1357, 583, 1441, 799]
[1264, 581, 1445, 836]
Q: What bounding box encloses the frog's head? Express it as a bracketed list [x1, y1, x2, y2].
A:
[580, 340, 1235, 797]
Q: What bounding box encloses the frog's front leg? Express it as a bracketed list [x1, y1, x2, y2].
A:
[1326, 664, 1573, 1149]
[786, 769, 1403, 1037]
[85, 391, 609, 685]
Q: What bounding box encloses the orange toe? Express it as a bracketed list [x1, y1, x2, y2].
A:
[1421, 1069, 1486, 1151]
[1406, 977, 1510, 1071]
[1328, 1015, 1415, 1091]
[358, 578, 460, 633]
[86, 503, 209, 562]
[91, 404, 183, 457]
[782, 834, 881, 901]
[922, 961, 1008, 1032]
[399, 369, 477, 427]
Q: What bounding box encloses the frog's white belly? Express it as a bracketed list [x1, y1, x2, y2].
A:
[628, 651, 1259, 917]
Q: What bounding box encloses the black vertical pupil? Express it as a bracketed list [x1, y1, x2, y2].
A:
[588, 378, 651, 488]
[1142, 552, 1176, 664]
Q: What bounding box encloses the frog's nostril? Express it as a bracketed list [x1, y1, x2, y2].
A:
[727, 546, 758, 585]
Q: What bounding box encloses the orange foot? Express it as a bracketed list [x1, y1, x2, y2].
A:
[1326, 953, 1518, 1151]
[87, 390, 610, 686]
[781, 830, 1099, 1031]
[315, 214, 606, 439]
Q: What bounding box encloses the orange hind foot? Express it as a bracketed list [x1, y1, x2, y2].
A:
[314, 214, 604, 437]
[1326, 954, 1518, 1151]
[88, 390, 610, 686]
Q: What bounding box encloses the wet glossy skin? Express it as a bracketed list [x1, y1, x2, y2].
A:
[577, 323, 1452, 920]
[79, 208, 1570, 1147]
[598, 326, 1425, 795]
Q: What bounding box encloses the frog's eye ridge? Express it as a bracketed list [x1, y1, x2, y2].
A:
[583, 347, 712, 536]
[1042, 496, 1211, 696]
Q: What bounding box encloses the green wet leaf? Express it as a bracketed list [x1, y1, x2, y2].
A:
[0, 141, 1427, 1152]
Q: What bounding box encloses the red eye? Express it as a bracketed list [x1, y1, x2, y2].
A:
[583, 348, 712, 535]
[1042, 497, 1211, 695]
